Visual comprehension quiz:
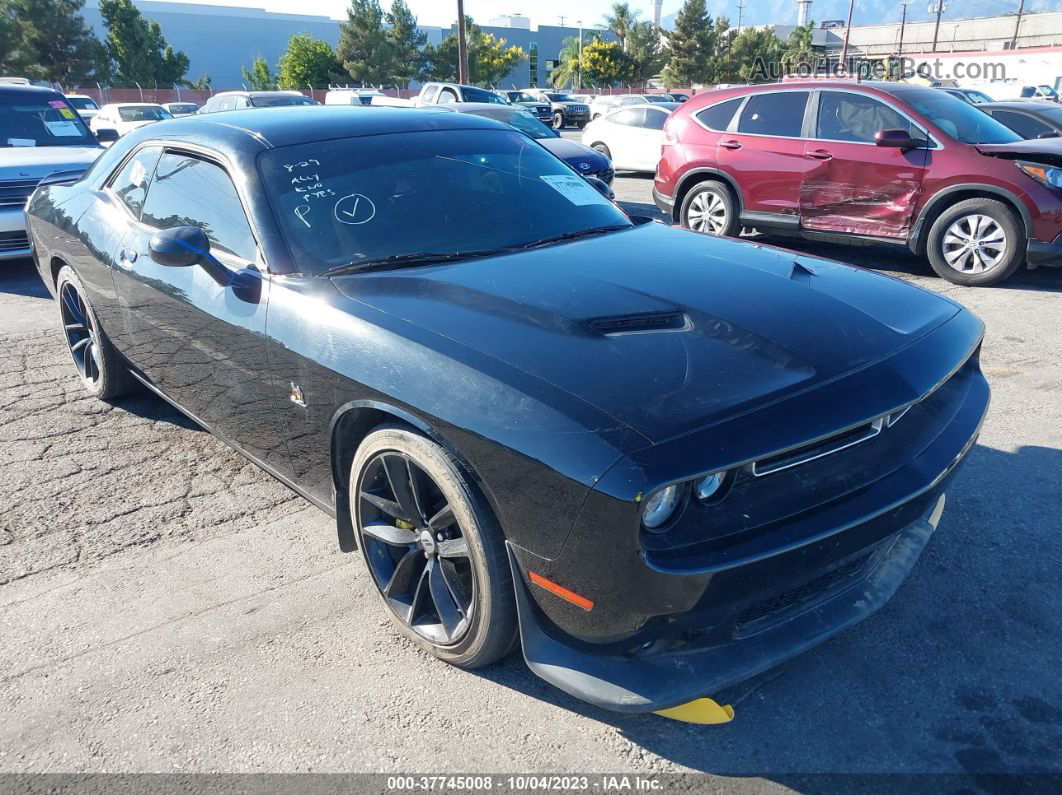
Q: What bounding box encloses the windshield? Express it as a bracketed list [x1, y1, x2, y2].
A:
[168, 103, 197, 114]
[546, 93, 575, 102]
[0, 95, 96, 147]
[259, 129, 629, 275]
[250, 95, 315, 107]
[118, 106, 172, 122]
[901, 91, 1021, 144]
[965, 90, 993, 104]
[643, 95, 671, 103]
[465, 109, 555, 139]
[67, 97, 99, 110]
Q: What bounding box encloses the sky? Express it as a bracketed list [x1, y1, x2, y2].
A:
[162, 0, 686, 26]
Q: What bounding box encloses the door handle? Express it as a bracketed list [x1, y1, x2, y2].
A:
[808, 149, 833, 160]
[719, 140, 742, 150]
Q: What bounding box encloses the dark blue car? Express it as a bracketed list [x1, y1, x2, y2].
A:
[25, 107, 988, 720]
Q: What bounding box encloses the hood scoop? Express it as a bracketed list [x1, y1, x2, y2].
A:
[588, 310, 691, 336]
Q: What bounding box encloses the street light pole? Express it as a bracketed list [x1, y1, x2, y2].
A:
[1012, 0, 1025, 50]
[577, 20, 583, 90]
[840, 0, 855, 73]
[898, 1, 910, 56]
[457, 0, 468, 84]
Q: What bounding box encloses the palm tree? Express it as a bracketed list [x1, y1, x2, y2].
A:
[604, 2, 640, 52]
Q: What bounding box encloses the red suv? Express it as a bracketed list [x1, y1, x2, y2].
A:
[653, 80, 1062, 286]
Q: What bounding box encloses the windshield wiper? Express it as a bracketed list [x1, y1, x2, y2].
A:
[518, 224, 631, 251]
[319, 248, 514, 278]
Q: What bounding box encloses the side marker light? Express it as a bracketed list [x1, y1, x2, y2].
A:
[528, 571, 593, 611]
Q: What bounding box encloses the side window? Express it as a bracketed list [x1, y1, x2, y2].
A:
[234, 97, 250, 109]
[816, 91, 917, 144]
[419, 85, 438, 104]
[644, 109, 669, 130]
[108, 146, 162, 219]
[612, 108, 645, 126]
[219, 97, 235, 111]
[696, 97, 743, 132]
[141, 153, 257, 261]
[737, 91, 808, 137]
[439, 88, 458, 104]
[991, 110, 1052, 140]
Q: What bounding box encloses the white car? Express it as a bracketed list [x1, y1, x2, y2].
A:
[589, 93, 674, 120]
[161, 101, 198, 117]
[65, 94, 101, 123]
[325, 88, 386, 106]
[90, 103, 173, 138]
[581, 102, 680, 173]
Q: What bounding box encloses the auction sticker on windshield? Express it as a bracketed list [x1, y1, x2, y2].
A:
[540, 174, 610, 206]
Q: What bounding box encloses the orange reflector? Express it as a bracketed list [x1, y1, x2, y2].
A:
[528, 571, 593, 611]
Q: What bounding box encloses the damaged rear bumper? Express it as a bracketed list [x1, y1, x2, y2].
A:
[508, 493, 947, 713]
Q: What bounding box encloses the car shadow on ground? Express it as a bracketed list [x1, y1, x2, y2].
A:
[471, 443, 1062, 777]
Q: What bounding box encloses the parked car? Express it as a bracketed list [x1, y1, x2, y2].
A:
[654, 80, 1062, 286]
[987, 84, 1060, 102]
[941, 87, 994, 105]
[569, 93, 597, 104]
[666, 92, 690, 103]
[90, 103, 173, 138]
[496, 90, 552, 123]
[528, 91, 591, 129]
[582, 103, 680, 172]
[325, 88, 386, 106]
[442, 102, 614, 186]
[979, 102, 1062, 140]
[589, 93, 671, 120]
[0, 84, 102, 261]
[161, 101, 199, 117]
[65, 94, 101, 123]
[199, 90, 316, 113]
[24, 105, 990, 721]
[414, 82, 508, 107]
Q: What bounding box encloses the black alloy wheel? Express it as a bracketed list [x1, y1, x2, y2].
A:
[60, 280, 101, 388]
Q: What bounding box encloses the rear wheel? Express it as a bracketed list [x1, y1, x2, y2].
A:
[351, 426, 517, 669]
[55, 265, 135, 399]
[680, 181, 739, 237]
[591, 142, 611, 160]
[925, 198, 1025, 286]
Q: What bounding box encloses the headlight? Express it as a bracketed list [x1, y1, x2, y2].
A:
[694, 471, 727, 502]
[1017, 161, 1062, 189]
[641, 484, 684, 531]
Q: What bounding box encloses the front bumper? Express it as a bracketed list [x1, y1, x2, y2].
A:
[510, 492, 947, 713]
[1026, 233, 1062, 269]
[0, 206, 30, 260]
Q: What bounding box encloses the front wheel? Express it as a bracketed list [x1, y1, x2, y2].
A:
[552, 112, 565, 130]
[591, 142, 611, 160]
[680, 182, 739, 237]
[925, 198, 1025, 286]
[351, 426, 517, 669]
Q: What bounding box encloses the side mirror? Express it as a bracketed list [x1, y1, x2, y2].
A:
[149, 225, 209, 267]
[1038, 130, 1060, 139]
[584, 175, 615, 201]
[875, 128, 918, 149]
[94, 128, 119, 143]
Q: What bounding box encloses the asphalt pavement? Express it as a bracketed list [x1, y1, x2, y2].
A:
[1, 167, 1060, 784]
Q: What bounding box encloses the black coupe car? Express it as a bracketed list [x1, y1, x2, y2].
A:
[26, 107, 989, 720]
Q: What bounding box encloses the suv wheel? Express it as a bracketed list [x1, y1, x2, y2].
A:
[680, 182, 739, 237]
[552, 111, 565, 130]
[926, 198, 1025, 286]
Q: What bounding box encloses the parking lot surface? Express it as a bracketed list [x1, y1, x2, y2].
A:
[1, 170, 1060, 781]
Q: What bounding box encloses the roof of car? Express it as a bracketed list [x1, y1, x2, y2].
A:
[119, 105, 508, 152]
[102, 102, 165, 109]
[0, 83, 62, 98]
[213, 90, 305, 98]
[980, 101, 1060, 113]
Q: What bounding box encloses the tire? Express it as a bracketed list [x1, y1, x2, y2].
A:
[925, 198, 1026, 286]
[591, 142, 611, 160]
[552, 112, 565, 130]
[680, 181, 740, 237]
[576, 121, 587, 130]
[350, 425, 517, 669]
[55, 265, 136, 400]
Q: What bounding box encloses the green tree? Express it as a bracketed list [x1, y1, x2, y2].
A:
[549, 31, 601, 89]
[385, 0, 425, 87]
[580, 39, 630, 87]
[780, 21, 816, 75]
[336, 0, 390, 85]
[422, 17, 524, 87]
[278, 33, 340, 89]
[191, 74, 212, 91]
[98, 0, 189, 85]
[730, 26, 784, 83]
[0, 0, 105, 84]
[603, 2, 640, 52]
[626, 20, 664, 87]
[241, 55, 275, 90]
[661, 0, 715, 87]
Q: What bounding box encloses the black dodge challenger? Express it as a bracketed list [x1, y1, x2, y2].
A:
[26, 107, 989, 719]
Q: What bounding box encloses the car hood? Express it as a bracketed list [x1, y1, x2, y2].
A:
[0, 146, 101, 178]
[539, 137, 610, 173]
[976, 138, 1062, 166]
[330, 222, 960, 443]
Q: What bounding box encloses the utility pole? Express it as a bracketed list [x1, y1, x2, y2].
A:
[577, 20, 583, 90]
[457, 0, 468, 84]
[735, 0, 744, 34]
[840, 0, 855, 72]
[898, 1, 910, 56]
[1012, 0, 1025, 49]
[929, 1, 947, 53]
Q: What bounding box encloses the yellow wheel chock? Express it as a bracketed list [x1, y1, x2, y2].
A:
[654, 698, 735, 724]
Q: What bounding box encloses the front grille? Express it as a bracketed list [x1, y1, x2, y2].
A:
[0, 178, 39, 208]
[0, 230, 30, 252]
[735, 553, 872, 630]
